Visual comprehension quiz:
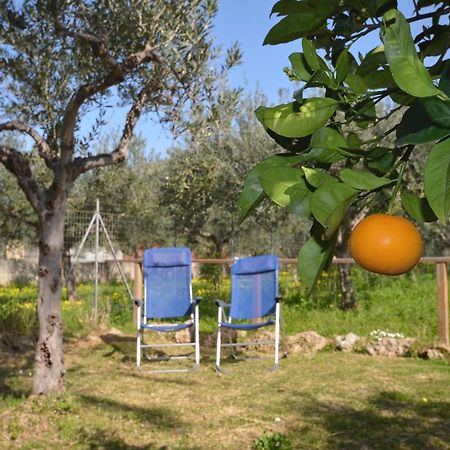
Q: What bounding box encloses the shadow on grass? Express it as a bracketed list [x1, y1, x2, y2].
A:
[80, 394, 186, 430]
[0, 341, 34, 400]
[290, 391, 449, 449]
[100, 332, 136, 362]
[77, 428, 170, 450]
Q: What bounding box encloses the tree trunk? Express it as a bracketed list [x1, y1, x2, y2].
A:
[63, 248, 77, 302]
[336, 213, 357, 311]
[32, 202, 66, 395]
[338, 264, 356, 310]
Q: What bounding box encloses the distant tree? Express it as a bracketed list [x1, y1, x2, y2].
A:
[240, 0, 450, 294]
[69, 133, 172, 253]
[0, 0, 240, 395]
[0, 136, 38, 248]
[162, 92, 309, 257]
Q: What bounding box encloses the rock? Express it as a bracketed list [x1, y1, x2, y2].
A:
[366, 337, 415, 357]
[419, 348, 445, 360]
[288, 331, 331, 355]
[205, 328, 237, 348]
[175, 325, 195, 344]
[336, 333, 361, 352]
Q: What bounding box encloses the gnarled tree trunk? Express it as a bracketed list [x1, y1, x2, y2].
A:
[336, 214, 357, 311]
[32, 200, 66, 395]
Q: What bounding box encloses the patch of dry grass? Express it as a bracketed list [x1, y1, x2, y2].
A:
[0, 332, 449, 449]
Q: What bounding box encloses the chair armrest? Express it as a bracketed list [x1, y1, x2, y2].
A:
[134, 299, 143, 307]
[275, 296, 282, 303]
[215, 299, 230, 308]
[193, 296, 203, 306]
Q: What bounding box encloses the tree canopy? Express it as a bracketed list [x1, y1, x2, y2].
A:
[239, 0, 450, 287]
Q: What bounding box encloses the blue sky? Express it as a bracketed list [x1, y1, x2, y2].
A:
[126, 0, 420, 156]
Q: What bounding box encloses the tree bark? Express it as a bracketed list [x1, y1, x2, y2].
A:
[32, 202, 66, 395]
[336, 213, 357, 311]
[338, 264, 356, 310]
[63, 248, 77, 302]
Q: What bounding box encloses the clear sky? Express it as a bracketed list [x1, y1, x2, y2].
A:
[130, 0, 420, 156]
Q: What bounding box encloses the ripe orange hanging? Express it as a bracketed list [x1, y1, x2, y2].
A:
[349, 214, 423, 276]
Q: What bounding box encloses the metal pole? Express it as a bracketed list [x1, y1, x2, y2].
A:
[98, 214, 133, 301]
[66, 212, 97, 280]
[436, 262, 449, 347]
[94, 199, 100, 321]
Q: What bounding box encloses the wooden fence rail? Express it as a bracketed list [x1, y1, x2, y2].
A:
[129, 256, 449, 347]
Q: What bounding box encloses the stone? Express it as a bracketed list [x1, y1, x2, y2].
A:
[336, 332, 361, 352]
[366, 337, 415, 357]
[205, 328, 237, 348]
[287, 331, 331, 355]
[419, 348, 445, 360]
[175, 325, 195, 344]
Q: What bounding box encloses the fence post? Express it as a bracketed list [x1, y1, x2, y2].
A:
[436, 261, 449, 347]
[133, 246, 144, 326]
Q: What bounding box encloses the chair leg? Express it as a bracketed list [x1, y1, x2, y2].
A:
[136, 330, 141, 368]
[271, 302, 280, 371]
[194, 304, 200, 366]
[215, 305, 222, 372]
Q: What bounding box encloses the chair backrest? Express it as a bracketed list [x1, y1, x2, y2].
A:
[143, 247, 192, 319]
[230, 254, 278, 320]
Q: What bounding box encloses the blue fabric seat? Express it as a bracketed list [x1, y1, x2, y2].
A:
[215, 254, 285, 372]
[135, 247, 201, 372]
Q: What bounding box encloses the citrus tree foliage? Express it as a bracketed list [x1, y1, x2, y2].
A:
[239, 0, 450, 287]
[0, 0, 239, 395]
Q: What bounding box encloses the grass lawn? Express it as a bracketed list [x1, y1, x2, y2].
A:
[1, 332, 449, 449]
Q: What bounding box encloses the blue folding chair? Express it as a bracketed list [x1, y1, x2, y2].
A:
[215, 254, 286, 372]
[135, 247, 201, 373]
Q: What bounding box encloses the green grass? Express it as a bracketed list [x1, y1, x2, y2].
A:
[0, 337, 449, 449]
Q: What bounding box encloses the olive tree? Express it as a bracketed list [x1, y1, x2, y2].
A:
[0, 0, 239, 395]
[240, 0, 450, 289]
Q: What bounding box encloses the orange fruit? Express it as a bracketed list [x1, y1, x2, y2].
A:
[349, 213, 422, 275]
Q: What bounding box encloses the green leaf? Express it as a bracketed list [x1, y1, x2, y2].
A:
[382, 9, 447, 99]
[311, 127, 348, 151]
[302, 38, 321, 71]
[270, 0, 305, 16]
[396, 100, 450, 145]
[345, 73, 367, 95]
[264, 11, 324, 45]
[364, 147, 398, 176]
[303, 167, 338, 188]
[255, 99, 338, 138]
[238, 154, 303, 223]
[289, 52, 312, 81]
[424, 138, 450, 224]
[299, 147, 345, 164]
[438, 60, 450, 95]
[303, 127, 348, 163]
[265, 1, 338, 45]
[264, 128, 312, 153]
[298, 223, 337, 288]
[339, 168, 393, 190]
[401, 191, 438, 223]
[286, 180, 312, 217]
[310, 182, 358, 237]
[363, 70, 396, 90]
[356, 45, 386, 77]
[335, 48, 348, 84]
[259, 167, 304, 207]
[422, 97, 450, 129]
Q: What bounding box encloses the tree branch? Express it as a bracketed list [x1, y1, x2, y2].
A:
[0, 145, 44, 213]
[0, 120, 57, 167]
[69, 86, 151, 177]
[60, 33, 163, 164]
